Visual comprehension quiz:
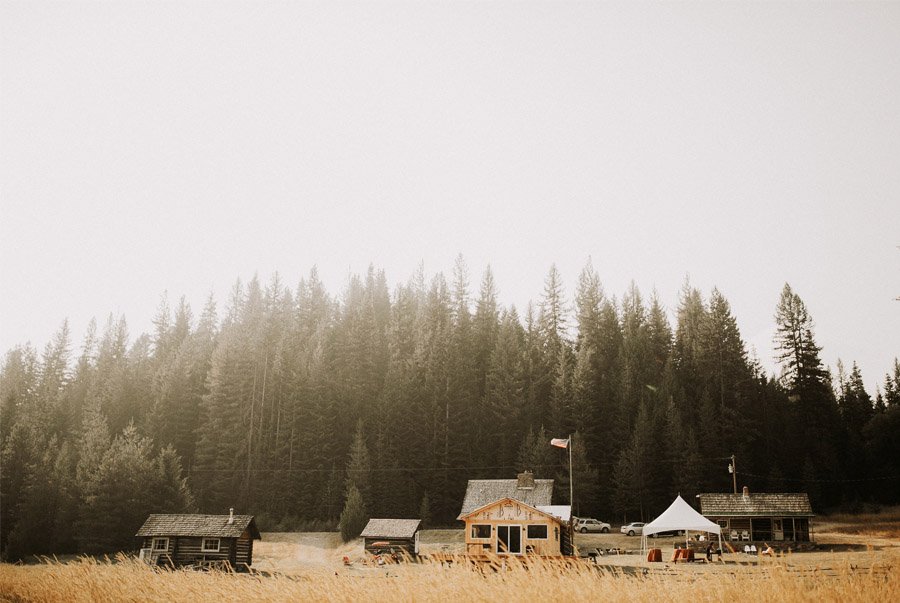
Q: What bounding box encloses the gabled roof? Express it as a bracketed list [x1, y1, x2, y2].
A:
[458, 497, 566, 525]
[360, 519, 421, 539]
[457, 479, 553, 519]
[136, 514, 261, 539]
[698, 493, 814, 517]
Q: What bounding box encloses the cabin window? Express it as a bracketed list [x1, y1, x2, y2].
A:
[152, 538, 168, 551]
[527, 525, 548, 539]
[471, 524, 491, 539]
[201, 538, 221, 552]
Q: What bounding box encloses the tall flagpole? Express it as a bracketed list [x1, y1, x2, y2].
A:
[568, 433, 574, 512]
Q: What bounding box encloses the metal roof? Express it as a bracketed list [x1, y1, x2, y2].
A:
[359, 519, 421, 539]
[135, 514, 261, 539]
[698, 493, 814, 517]
[536, 505, 572, 522]
[457, 479, 554, 519]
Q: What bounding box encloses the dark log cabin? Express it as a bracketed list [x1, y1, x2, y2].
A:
[135, 509, 260, 570]
[698, 488, 815, 544]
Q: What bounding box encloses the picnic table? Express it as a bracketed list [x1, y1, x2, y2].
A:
[671, 548, 695, 563]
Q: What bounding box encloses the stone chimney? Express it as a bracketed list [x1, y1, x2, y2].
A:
[228, 507, 235, 524]
[742, 486, 750, 500]
[517, 471, 535, 490]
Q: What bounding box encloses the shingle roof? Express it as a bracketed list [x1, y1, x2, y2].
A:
[457, 479, 554, 519]
[698, 493, 814, 517]
[136, 514, 261, 539]
[359, 519, 421, 539]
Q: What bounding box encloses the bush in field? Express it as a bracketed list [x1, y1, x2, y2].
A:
[338, 484, 367, 542]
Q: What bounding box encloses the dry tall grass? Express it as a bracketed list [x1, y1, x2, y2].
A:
[822, 506, 900, 524]
[820, 506, 900, 539]
[1, 552, 896, 603]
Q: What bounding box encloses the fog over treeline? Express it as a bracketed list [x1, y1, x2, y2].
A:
[2, 259, 898, 560]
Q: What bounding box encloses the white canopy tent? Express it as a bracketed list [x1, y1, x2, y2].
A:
[641, 495, 722, 556]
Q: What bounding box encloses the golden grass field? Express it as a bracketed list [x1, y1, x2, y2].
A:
[1, 510, 898, 602]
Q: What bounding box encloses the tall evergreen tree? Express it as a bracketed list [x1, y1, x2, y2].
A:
[37, 321, 72, 438]
[482, 309, 526, 468]
[555, 431, 599, 514]
[774, 284, 828, 394]
[4, 438, 76, 560]
[0, 419, 43, 555]
[672, 280, 705, 423]
[77, 423, 193, 553]
[90, 315, 131, 434]
[571, 260, 604, 451]
[773, 284, 842, 507]
[837, 361, 874, 499]
[516, 426, 557, 479]
[838, 362, 874, 437]
[472, 266, 500, 402]
[541, 266, 575, 434]
[864, 361, 900, 503]
[338, 484, 367, 542]
[345, 419, 372, 506]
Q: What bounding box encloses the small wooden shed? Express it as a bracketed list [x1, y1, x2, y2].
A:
[360, 519, 421, 557]
[135, 509, 261, 570]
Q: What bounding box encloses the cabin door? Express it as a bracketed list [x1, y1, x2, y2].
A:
[773, 519, 784, 541]
[497, 525, 522, 555]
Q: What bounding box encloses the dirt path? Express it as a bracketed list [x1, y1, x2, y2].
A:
[253, 532, 352, 572]
[253, 524, 899, 576]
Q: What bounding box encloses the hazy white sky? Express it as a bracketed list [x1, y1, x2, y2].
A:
[1, 1, 898, 391]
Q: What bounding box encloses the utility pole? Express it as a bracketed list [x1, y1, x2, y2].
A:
[569, 433, 574, 512]
[729, 454, 737, 494]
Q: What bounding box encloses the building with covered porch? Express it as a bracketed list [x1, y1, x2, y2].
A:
[135, 509, 260, 569]
[698, 488, 814, 543]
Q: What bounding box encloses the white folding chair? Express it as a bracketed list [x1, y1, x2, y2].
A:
[743, 545, 751, 554]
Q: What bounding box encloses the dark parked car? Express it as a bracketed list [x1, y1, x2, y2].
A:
[648, 529, 685, 538]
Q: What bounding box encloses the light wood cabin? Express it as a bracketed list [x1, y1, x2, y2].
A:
[459, 497, 568, 556]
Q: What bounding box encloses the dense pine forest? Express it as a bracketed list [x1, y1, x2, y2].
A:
[2, 259, 898, 560]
